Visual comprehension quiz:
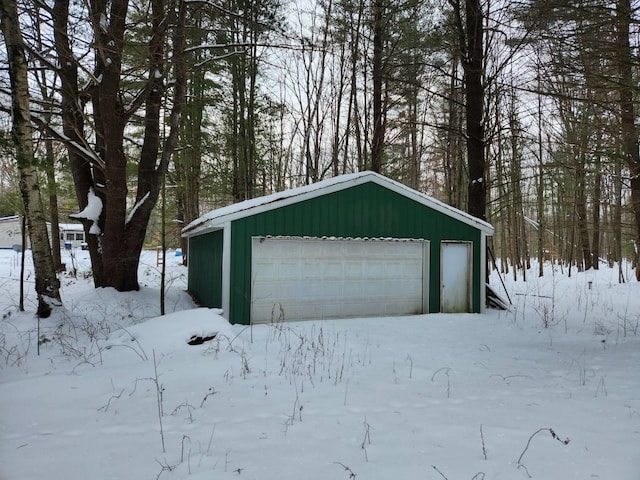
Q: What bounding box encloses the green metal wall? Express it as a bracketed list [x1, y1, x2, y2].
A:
[187, 229, 223, 308]
[228, 182, 482, 324]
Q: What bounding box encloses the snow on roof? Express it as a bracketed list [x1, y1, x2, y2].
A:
[58, 223, 85, 232]
[182, 171, 494, 237]
[2, 217, 84, 231]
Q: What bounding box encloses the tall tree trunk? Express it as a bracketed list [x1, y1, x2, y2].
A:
[53, 0, 105, 286]
[33, 4, 62, 272]
[331, 15, 346, 178]
[462, 0, 486, 220]
[495, 122, 508, 275]
[444, 52, 464, 209]
[575, 151, 592, 270]
[1, 0, 61, 316]
[345, 0, 365, 172]
[536, 76, 545, 276]
[248, 34, 258, 193]
[229, 4, 260, 200]
[44, 138, 62, 271]
[616, 0, 640, 280]
[407, 89, 420, 189]
[176, 53, 204, 266]
[614, 154, 624, 281]
[508, 94, 526, 277]
[592, 150, 602, 270]
[370, 0, 384, 173]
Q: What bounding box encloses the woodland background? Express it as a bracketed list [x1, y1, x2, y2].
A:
[1, 0, 639, 299]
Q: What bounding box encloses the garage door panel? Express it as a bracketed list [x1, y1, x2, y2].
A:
[408, 263, 424, 276]
[278, 261, 299, 277]
[251, 237, 427, 323]
[322, 262, 344, 278]
[344, 262, 364, 278]
[253, 261, 278, 278]
[362, 263, 384, 277]
[323, 281, 346, 297]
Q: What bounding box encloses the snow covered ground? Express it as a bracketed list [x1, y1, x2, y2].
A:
[1, 248, 639, 480]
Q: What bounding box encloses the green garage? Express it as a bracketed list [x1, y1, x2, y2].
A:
[182, 171, 494, 325]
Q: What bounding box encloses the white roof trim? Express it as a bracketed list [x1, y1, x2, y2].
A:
[182, 171, 494, 238]
[58, 223, 85, 231]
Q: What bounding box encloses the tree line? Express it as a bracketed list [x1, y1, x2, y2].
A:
[0, 0, 638, 314]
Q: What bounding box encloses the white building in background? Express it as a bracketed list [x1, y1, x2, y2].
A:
[0, 215, 23, 249]
[58, 223, 86, 249]
[0, 215, 86, 250]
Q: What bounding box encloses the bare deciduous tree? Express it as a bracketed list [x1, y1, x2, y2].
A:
[48, 0, 187, 291]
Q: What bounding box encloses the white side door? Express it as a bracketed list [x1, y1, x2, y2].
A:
[440, 241, 472, 313]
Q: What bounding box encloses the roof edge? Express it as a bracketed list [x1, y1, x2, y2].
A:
[182, 172, 494, 238]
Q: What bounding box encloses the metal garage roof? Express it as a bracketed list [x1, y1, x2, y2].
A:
[182, 171, 494, 238]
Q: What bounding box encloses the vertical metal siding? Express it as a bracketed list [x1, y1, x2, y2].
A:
[226, 183, 481, 324]
[188, 230, 224, 308]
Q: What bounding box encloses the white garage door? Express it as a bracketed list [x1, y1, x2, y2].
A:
[250, 237, 428, 323]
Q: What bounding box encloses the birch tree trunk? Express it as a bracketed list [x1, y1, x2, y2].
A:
[0, 0, 61, 316]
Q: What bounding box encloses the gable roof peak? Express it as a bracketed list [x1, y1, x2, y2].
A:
[182, 171, 493, 237]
